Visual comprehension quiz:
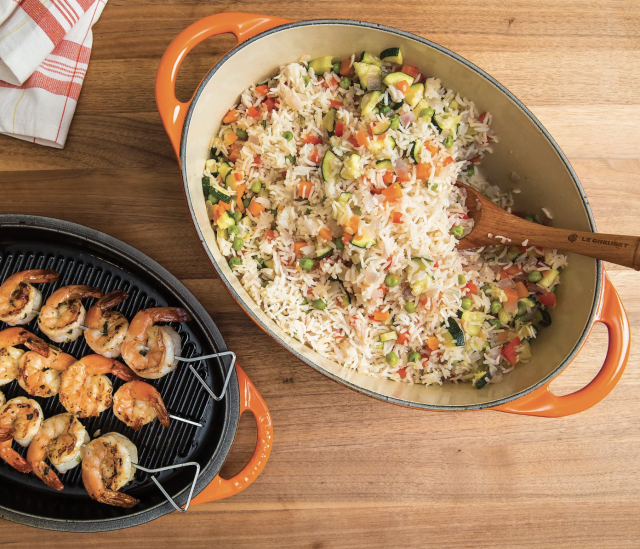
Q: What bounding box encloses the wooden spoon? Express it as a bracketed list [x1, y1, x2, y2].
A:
[455, 183, 640, 270]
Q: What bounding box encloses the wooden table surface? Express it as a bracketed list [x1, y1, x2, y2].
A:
[1, 1, 639, 547]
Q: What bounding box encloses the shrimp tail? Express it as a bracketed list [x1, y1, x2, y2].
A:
[88, 488, 140, 508]
[23, 336, 50, 358]
[112, 360, 142, 382]
[148, 307, 192, 323]
[0, 442, 32, 473]
[95, 290, 129, 311]
[151, 395, 171, 429]
[21, 269, 59, 284]
[0, 427, 14, 443]
[67, 285, 104, 299]
[33, 461, 64, 490]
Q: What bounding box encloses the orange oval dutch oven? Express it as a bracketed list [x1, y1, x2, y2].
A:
[156, 13, 630, 417]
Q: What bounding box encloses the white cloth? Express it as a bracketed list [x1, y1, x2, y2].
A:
[0, 0, 107, 148]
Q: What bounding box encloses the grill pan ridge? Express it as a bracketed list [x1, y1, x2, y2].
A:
[0, 215, 240, 532]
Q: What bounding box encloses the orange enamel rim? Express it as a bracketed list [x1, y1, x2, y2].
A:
[156, 13, 630, 417]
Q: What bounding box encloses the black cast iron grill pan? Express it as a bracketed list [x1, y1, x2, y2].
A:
[0, 215, 239, 532]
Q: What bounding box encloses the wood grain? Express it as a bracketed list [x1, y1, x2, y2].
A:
[0, 1, 639, 547]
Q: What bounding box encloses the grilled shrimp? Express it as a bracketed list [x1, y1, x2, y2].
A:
[113, 380, 170, 431]
[27, 413, 89, 490]
[59, 354, 140, 418]
[81, 432, 139, 508]
[121, 307, 190, 379]
[0, 391, 5, 407]
[18, 343, 76, 398]
[84, 290, 129, 358]
[0, 397, 43, 473]
[38, 285, 103, 343]
[0, 327, 50, 388]
[0, 269, 59, 326]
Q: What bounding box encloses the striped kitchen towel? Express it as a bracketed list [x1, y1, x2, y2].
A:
[0, 0, 107, 148]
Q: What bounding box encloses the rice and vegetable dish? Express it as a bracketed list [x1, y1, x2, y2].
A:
[202, 47, 567, 388]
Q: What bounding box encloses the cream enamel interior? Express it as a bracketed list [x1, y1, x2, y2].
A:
[181, 22, 598, 408]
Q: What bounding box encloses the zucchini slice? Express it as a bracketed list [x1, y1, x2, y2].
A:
[353, 62, 382, 90]
[321, 149, 340, 183]
[382, 72, 414, 88]
[340, 153, 362, 180]
[380, 47, 403, 65]
[386, 135, 397, 148]
[433, 113, 462, 138]
[338, 192, 352, 205]
[461, 311, 485, 337]
[409, 140, 423, 164]
[351, 229, 376, 249]
[316, 245, 333, 259]
[322, 108, 337, 134]
[372, 119, 391, 135]
[446, 317, 465, 346]
[309, 56, 334, 76]
[218, 162, 232, 181]
[210, 181, 232, 204]
[361, 51, 383, 67]
[205, 159, 218, 175]
[376, 159, 394, 170]
[411, 257, 433, 271]
[412, 99, 432, 118]
[216, 211, 235, 229]
[360, 91, 382, 116]
[403, 83, 424, 108]
[225, 171, 238, 190]
[380, 330, 398, 342]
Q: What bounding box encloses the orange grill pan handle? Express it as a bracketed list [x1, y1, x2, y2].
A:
[190, 364, 273, 505]
[156, 13, 291, 159]
[492, 270, 630, 417]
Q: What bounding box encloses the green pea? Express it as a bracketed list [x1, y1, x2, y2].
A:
[517, 301, 528, 316]
[420, 107, 434, 119]
[524, 215, 535, 222]
[339, 77, 351, 89]
[481, 284, 491, 295]
[243, 197, 251, 208]
[443, 135, 454, 148]
[229, 257, 242, 269]
[461, 297, 472, 310]
[385, 274, 399, 287]
[332, 62, 341, 73]
[236, 129, 248, 141]
[450, 225, 464, 238]
[515, 314, 527, 322]
[228, 225, 240, 235]
[464, 166, 474, 176]
[490, 300, 502, 314]
[458, 274, 466, 285]
[488, 318, 501, 329]
[386, 351, 399, 366]
[208, 193, 219, 205]
[449, 100, 460, 110]
[251, 180, 262, 193]
[283, 131, 293, 141]
[300, 258, 315, 271]
[260, 120, 267, 128]
[232, 237, 243, 251]
[261, 280, 269, 288]
[381, 105, 391, 114]
[404, 301, 417, 313]
[353, 206, 362, 216]
[408, 352, 421, 363]
[302, 75, 311, 87]
[312, 298, 327, 310]
[431, 184, 438, 191]
[335, 237, 345, 251]
[390, 115, 400, 129]
[233, 211, 243, 222]
[285, 154, 296, 164]
[301, 297, 308, 305]
[527, 271, 542, 283]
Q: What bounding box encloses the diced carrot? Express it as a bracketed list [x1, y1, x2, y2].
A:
[247, 199, 265, 217]
[309, 150, 320, 164]
[441, 156, 454, 166]
[538, 292, 557, 308]
[401, 65, 419, 78]
[425, 141, 438, 155]
[397, 367, 407, 379]
[382, 182, 403, 202]
[247, 106, 260, 118]
[233, 172, 242, 182]
[479, 113, 487, 123]
[414, 73, 423, 84]
[253, 154, 262, 167]
[222, 109, 238, 124]
[496, 330, 509, 343]
[224, 133, 238, 147]
[356, 130, 369, 147]
[335, 121, 344, 137]
[396, 172, 412, 183]
[265, 229, 276, 241]
[392, 212, 403, 224]
[341, 233, 352, 245]
[255, 85, 269, 96]
[329, 100, 343, 108]
[345, 216, 360, 235]
[302, 134, 323, 144]
[382, 170, 395, 184]
[318, 227, 332, 241]
[515, 281, 529, 299]
[348, 134, 359, 147]
[228, 141, 243, 162]
[502, 336, 520, 366]
[506, 265, 523, 276]
[298, 181, 313, 199]
[397, 331, 409, 344]
[235, 184, 246, 213]
[213, 206, 221, 222]
[323, 75, 338, 89]
[293, 241, 306, 256]
[339, 58, 354, 77]
[218, 200, 232, 212]
[396, 80, 410, 94]
[470, 156, 480, 164]
[263, 98, 275, 111]
[504, 288, 519, 303]
[416, 163, 431, 180]
[372, 310, 390, 322]
[427, 336, 440, 350]
[463, 281, 478, 295]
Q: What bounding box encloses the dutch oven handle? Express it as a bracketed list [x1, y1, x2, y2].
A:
[492, 271, 630, 417]
[156, 13, 291, 159]
[191, 364, 273, 505]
